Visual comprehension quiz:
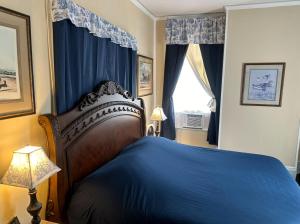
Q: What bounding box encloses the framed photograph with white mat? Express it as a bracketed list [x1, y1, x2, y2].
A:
[240, 63, 285, 107]
[137, 55, 153, 96]
[0, 7, 35, 119]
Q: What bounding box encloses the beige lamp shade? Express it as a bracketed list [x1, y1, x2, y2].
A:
[1, 146, 61, 189]
[151, 107, 167, 121]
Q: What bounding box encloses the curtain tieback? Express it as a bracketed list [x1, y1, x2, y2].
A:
[207, 97, 216, 113]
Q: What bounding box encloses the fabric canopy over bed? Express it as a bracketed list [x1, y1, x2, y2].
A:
[52, 0, 137, 50]
[51, 0, 138, 114]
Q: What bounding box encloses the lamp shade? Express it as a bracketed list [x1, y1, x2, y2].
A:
[1, 146, 60, 189]
[150, 107, 167, 121]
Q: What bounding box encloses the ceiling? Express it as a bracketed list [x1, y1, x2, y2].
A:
[136, 0, 291, 17]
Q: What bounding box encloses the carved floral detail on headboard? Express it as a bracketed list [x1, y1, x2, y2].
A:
[63, 104, 142, 147]
[79, 81, 133, 111]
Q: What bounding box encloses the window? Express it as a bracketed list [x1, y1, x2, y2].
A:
[173, 58, 211, 130]
[173, 58, 211, 114]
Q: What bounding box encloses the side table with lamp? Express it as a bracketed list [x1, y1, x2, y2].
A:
[150, 107, 167, 136]
[1, 146, 60, 224]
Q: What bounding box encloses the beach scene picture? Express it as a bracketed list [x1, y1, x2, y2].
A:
[139, 61, 152, 90]
[248, 69, 278, 101]
[0, 24, 21, 101]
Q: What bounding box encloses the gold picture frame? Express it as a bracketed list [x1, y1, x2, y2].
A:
[137, 55, 153, 97]
[0, 7, 35, 119]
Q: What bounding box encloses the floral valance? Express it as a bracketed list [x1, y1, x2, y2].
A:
[166, 15, 226, 45]
[52, 0, 138, 50]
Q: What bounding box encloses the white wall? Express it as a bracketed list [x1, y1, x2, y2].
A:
[219, 5, 300, 167]
[0, 1, 51, 222]
[155, 20, 166, 107]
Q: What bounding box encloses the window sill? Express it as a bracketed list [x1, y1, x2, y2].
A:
[175, 112, 210, 115]
[176, 127, 208, 131]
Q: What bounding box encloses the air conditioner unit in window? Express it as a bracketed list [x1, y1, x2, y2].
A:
[182, 113, 203, 129]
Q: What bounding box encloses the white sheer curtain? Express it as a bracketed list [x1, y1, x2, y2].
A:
[186, 44, 216, 112]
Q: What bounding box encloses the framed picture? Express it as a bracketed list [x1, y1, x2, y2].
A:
[0, 7, 35, 119]
[137, 55, 153, 96]
[240, 63, 285, 106]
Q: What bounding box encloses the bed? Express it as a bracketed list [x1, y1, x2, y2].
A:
[39, 81, 300, 224]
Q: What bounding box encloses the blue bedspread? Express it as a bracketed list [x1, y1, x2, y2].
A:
[68, 137, 300, 224]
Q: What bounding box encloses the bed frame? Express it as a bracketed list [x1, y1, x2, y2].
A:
[38, 81, 146, 223]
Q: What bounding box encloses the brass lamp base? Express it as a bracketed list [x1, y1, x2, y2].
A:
[27, 188, 42, 224]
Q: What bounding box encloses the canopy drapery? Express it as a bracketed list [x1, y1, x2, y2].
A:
[165, 15, 226, 45]
[52, 0, 137, 114]
[52, 0, 137, 50]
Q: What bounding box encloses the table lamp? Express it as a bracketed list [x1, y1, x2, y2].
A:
[150, 107, 167, 136]
[1, 146, 61, 224]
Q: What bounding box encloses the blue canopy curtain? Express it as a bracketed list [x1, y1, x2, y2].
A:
[163, 15, 225, 143]
[52, 0, 137, 114]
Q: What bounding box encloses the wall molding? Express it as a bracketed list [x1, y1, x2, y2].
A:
[156, 16, 167, 21]
[226, 0, 300, 11]
[153, 17, 157, 107]
[130, 1, 300, 20]
[296, 120, 300, 173]
[130, 0, 300, 20]
[156, 12, 225, 21]
[46, 0, 57, 115]
[129, 0, 157, 21]
[217, 6, 229, 148]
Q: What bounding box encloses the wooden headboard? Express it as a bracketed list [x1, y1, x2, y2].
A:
[38, 81, 145, 223]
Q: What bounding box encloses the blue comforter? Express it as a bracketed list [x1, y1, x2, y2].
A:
[68, 137, 300, 224]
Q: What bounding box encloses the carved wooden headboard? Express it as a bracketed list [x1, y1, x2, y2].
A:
[38, 81, 145, 223]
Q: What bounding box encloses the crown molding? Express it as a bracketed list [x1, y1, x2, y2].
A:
[129, 0, 157, 21]
[130, 0, 300, 21]
[225, 0, 300, 11]
[156, 16, 168, 21]
[155, 12, 225, 21]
